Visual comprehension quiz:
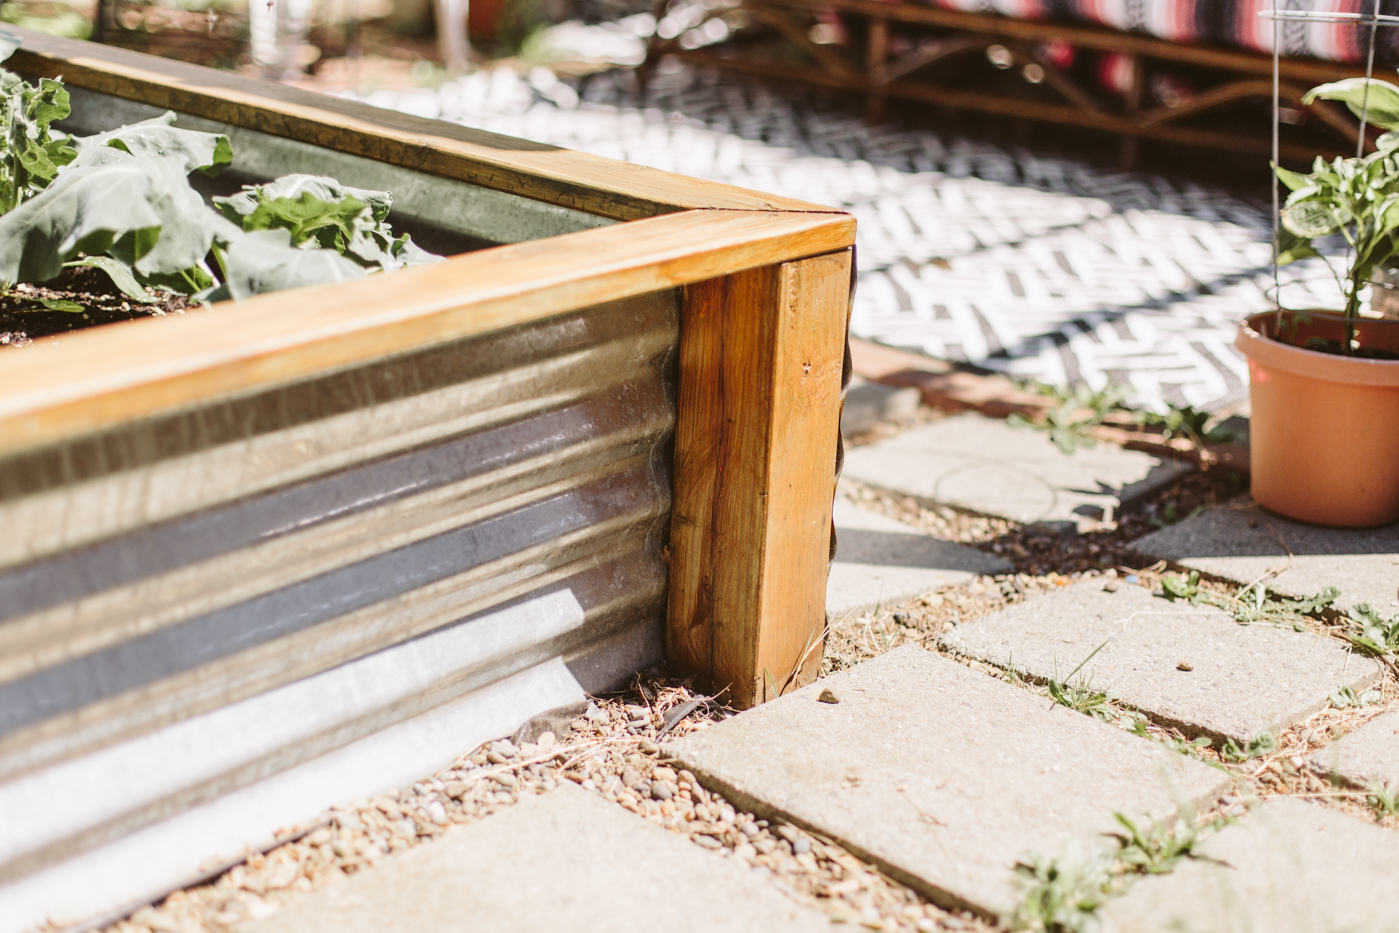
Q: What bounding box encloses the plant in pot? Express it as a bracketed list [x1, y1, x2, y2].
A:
[1243, 76, 1399, 527]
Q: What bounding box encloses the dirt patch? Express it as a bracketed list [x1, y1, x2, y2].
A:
[0, 266, 194, 346]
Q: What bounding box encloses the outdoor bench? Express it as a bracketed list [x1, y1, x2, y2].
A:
[650, 0, 1392, 162]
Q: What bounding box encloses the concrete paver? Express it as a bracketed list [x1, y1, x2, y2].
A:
[1309, 710, 1399, 791]
[840, 414, 1191, 528]
[237, 783, 833, 933]
[667, 647, 1228, 920]
[1133, 498, 1399, 612]
[827, 500, 1012, 619]
[940, 579, 1381, 742]
[840, 382, 921, 437]
[1100, 798, 1399, 933]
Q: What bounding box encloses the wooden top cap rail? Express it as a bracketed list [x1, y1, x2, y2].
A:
[5, 27, 837, 221]
[0, 209, 855, 457]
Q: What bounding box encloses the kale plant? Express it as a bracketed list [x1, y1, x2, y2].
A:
[0, 43, 440, 314]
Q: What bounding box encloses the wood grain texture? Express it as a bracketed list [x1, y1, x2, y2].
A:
[0, 209, 854, 459]
[668, 250, 851, 708]
[4, 28, 834, 221]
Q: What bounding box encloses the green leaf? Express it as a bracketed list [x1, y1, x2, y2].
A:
[73, 112, 233, 177]
[1281, 199, 1346, 238]
[215, 174, 393, 224]
[215, 174, 442, 273]
[1304, 78, 1399, 131]
[0, 146, 219, 287]
[28, 296, 83, 312]
[0, 66, 76, 212]
[218, 228, 366, 300]
[63, 255, 159, 303]
[1274, 163, 1312, 193]
[241, 191, 368, 251]
[1161, 571, 1200, 603]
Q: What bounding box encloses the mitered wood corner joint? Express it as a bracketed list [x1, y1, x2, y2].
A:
[667, 247, 853, 709]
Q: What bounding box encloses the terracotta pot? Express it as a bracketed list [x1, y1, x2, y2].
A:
[1237, 310, 1399, 528]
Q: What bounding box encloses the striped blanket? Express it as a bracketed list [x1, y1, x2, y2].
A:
[929, 1, 1399, 63]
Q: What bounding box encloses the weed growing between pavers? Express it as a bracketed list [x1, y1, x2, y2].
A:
[94, 675, 985, 933]
[1160, 568, 1340, 630]
[1010, 812, 1222, 933]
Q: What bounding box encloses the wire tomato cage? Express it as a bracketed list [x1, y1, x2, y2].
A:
[1259, 5, 1399, 314]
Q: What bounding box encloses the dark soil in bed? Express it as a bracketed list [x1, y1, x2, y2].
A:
[0, 265, 195, 346]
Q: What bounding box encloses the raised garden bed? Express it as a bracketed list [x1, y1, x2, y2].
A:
[0, 28, 853, 933]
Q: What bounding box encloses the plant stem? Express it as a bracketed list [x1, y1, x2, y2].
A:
[1347, 267, 1362, 357]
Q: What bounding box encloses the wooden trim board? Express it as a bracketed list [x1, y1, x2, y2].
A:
[0, 209, 854, 458]
[668, 250, 851, 707]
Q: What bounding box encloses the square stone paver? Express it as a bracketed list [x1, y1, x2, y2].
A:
[1101, 798, 1399, 933]
[841, 414, 1192, 528]
[940, 579, 1381, 743]
[238, 783, 832, 933]
[840, 382, 922, 437]
[1309, 710, 1399, 791]
[1134, 497, 1399, 612]
[667, 647, 1228, 920]
[827, 499, 1012, 619]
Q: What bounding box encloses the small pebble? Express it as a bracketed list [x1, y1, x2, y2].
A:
[536, 731, 556, 749]
[638, 738, 659, 754]
[1177, 661, 1193, 672]
[652, 781, 675, 801]
[818, 688, 840, 704]
[1103, 580, 1119, 592]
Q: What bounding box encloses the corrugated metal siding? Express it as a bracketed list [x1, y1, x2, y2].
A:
[0, 288, 679, 896]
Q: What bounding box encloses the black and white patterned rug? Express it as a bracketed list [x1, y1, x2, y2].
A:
[349, 61, 1344, 413]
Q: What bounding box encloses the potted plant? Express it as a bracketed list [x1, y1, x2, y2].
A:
[1241, 77, 1399, 527]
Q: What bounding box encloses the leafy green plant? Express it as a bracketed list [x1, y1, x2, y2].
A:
[1221, 731, 1277, 764]
[1107, 813, 1199, 875]
[1159, 570, 1338, 628]
[1009, 384, 1124, 455]
[1365, 782, 1399, 821]
[1330, 683, 1384, 709]
[0, 48, 441, 316]
[1047, 677, 1113, 721]
[1274, 77, 1399, 356]
[1013, 814, 1210, 932]
[1135, 404, 1233, 446]
[1012, 843, 1119, 933]
[0, 64, 73, 213]
[1343, 603, 1399, 662]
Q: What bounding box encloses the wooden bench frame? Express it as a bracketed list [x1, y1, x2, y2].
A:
[0, 29, 856, 710]
[648, 0, 1378, 163]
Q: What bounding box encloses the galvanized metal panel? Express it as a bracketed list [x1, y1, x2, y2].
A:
[0, 288, 680, 914]
[55, 86, 617, 246]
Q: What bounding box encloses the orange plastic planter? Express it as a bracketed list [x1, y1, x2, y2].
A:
[1238, 310, 1399, 528]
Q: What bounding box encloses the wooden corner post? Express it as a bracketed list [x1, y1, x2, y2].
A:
[667, 248, 852, 709]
